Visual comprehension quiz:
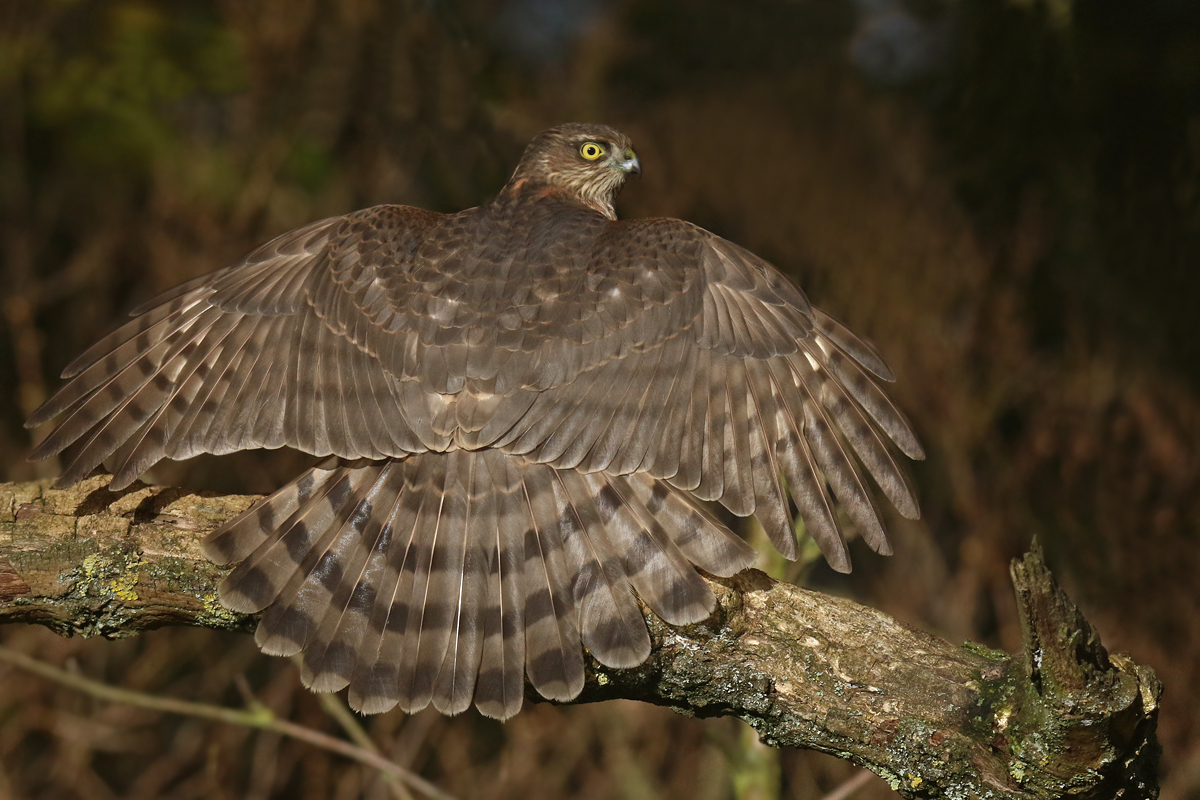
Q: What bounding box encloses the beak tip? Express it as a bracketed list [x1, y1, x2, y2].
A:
[620, 149, 641, 176]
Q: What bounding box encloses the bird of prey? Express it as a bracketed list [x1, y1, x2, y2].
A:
[27, 123, 923, 720]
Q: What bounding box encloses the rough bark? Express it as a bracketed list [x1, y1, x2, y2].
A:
[0, 476, 1161, 799]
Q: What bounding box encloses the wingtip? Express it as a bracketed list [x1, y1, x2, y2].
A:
[27, 439, 57, 462]
[55, 462, 106, 489]
[813, 526, 853, 573]
[51, 475, 75, 491]
[828, 551, 853, 574]
[106, 472, 138, 493]
[899, 493, 922, 521]
[892, 428, 926, 462]
[24, 400, 62, 431]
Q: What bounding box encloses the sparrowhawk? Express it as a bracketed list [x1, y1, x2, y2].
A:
[27, 123, 923, 719]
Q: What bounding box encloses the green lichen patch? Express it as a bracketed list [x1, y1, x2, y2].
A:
[961, 641, 1009, 661]
[75, 546, 146, 603]
[199, 590, 250, 630]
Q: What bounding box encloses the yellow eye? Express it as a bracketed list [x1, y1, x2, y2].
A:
[579, 142, 606, 161]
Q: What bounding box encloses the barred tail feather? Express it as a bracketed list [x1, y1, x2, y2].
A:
[473, 455, 528, 719]
[202, 449, 753, 720]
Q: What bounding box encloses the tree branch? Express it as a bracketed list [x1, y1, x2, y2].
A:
[0, 476, 1162, 798]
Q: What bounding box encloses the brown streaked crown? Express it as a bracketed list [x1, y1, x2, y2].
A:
[505, 123, 640, 219]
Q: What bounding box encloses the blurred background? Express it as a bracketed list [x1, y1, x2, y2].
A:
[2, 0, 1198, 797]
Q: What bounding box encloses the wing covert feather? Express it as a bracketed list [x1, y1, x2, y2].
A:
[499, 217, 921, 567]
[28, 206, 446, 486]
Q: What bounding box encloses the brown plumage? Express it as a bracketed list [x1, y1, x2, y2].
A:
[27, 123, 923, 719]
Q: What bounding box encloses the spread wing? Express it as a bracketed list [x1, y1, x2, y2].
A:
[25, 202, 701, 490]
[489, 218, 925, 571]
[29, 206, 921, 572]
[26, 205, 447, 489]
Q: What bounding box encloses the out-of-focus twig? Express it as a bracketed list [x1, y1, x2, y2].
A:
[817, 770, 877, 800]
[304, 658, 414, 800]
[0, 645, 453, 800]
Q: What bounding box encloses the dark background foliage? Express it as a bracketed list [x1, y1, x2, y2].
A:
[2, 0, 1198, 797]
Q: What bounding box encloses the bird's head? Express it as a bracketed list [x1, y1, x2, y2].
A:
[507, 123, 640, 220]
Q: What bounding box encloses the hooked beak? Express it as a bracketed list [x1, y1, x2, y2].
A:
[619, 148, 641, 176]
